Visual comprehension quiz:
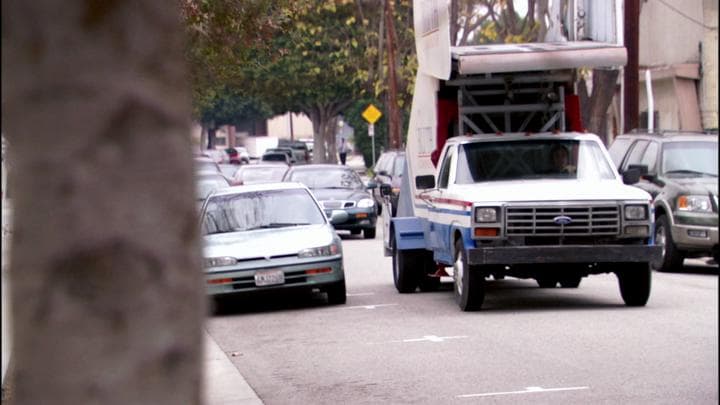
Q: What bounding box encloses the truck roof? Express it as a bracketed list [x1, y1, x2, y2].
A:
[445, 132, 602, 144]
[450, 41, 627, 75]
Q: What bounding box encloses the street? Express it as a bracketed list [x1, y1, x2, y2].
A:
[206, 217, 719, 404]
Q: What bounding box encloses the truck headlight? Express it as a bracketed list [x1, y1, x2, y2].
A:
[475, 207, 499, 223]
[203, 256, 237, 268]
[677, 195, 712, 212]
[624, 205, 648, 220]
[357, 198, 375, 208]
[298, 240, 341, 258]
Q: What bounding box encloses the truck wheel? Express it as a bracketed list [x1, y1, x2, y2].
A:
[325, 280, 347, 305]
[392, 235, 419, 293]
[363, 227, 376, 239]
[453, 239, 485, 311]
[653, 214, 684, 272]
[616, 263, 652, 306]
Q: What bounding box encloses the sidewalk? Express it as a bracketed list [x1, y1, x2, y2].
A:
[203, 329, 264, 405]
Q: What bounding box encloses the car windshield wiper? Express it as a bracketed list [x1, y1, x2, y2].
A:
[246, 223, 311, 230]
[664, 169, 717, 177]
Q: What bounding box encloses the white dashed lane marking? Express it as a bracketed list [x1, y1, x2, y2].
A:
[457, 386, 590, 398]
[343, 303, 398, 310]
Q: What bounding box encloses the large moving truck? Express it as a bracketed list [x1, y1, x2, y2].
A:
[382, 2, 660, 311]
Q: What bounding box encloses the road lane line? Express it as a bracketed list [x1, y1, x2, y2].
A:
[457, 386, 589, 398]
[343, 303, 398, 310]
[346, 292, 376, 297]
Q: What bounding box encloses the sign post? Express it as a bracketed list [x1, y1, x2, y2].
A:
[361, 104, 382, 168]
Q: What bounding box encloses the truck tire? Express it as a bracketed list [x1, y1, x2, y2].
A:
[325, 280, 347, 305]
[652, 214, 684, 272]
[392, 235, 419, 293]
[363, 227, 376, 239]
[453, 239, 485, 311]
[616, 263, 652, 307]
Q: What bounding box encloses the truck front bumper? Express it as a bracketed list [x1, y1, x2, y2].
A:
[467, 245, 662, 265]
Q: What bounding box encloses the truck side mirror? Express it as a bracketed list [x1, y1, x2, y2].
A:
[415, 175, 435, 190]
[380, 183, 392, 196]
[622, 168, 642, 185]
[627, 164, 648, 176]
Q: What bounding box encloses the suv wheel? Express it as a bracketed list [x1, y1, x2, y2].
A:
[653, 214, 684, 272]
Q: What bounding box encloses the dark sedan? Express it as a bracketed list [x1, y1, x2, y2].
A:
[283, 164, 378, 238]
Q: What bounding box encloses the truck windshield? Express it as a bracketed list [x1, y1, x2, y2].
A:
[455, 139, 616, 183]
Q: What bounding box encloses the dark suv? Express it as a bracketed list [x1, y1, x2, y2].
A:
[370, 150, 405, 216]
[608, 131, 718, 271]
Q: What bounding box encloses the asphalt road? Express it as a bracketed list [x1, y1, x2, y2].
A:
[206, 217, 719, 404]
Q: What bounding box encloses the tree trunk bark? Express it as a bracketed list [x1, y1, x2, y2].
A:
[2, 1, 205, 404]
[309, 106, 339, 164]
[580, 69, 620, 145]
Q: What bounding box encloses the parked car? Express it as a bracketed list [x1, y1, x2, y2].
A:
[370, 150, 405, 216]
[279, 139, 310, 164]
[260, 151, 291, 165]
[203, 149, 229, 164]
[196, 172, 230, 209]
[283, 164, 378, 238]
[233, 146, 251, 164]
[608, 131, 718, 271]
[199, 182, 347, 304]
[265, 147, 296, 164]
[232, 164, 289, 185]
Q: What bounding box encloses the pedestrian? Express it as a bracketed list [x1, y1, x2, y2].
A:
[338, 137, 349, 165]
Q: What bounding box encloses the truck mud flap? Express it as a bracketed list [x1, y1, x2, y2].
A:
[468, 245, 662, 265]
[392, 217, 427, 251]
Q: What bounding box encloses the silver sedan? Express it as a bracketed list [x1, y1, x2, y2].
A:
[199, 182, 347, 305]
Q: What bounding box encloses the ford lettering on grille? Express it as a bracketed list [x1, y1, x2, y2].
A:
[553, 215, 573, 225]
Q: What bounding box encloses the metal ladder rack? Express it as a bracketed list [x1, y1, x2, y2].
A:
[446, 71, 572, 135]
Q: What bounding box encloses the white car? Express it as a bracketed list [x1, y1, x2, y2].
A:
[200, 182, 348, 305]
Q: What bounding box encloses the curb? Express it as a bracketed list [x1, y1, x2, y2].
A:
[204, 329, 264, 405]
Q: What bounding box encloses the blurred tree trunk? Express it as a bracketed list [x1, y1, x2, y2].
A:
[579, 69, 620, 145]
[2, 1, 205, 404]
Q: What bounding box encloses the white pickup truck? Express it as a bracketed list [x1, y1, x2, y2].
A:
[382, 4, 660, 311]
[385, 131, 660, 310]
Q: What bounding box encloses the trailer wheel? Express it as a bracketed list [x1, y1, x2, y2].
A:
[392, 235, 419, 293]
[453, 239, 485, 311]
[616, 263, 652, 306]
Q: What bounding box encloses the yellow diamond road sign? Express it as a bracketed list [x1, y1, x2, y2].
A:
[362, 104, 382, 124]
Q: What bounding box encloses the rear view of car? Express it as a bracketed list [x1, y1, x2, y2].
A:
[200, 183, 346, 305]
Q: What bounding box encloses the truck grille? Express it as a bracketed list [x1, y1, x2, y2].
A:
[505, 205, 620, 236]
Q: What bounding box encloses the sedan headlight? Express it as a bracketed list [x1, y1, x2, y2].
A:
[357, 198, 375, 208]
[203, 256, 237, 268]
[677, 195, 712, 212]
[474, 207, 499, 223]
[624, 205, 648, 220]
[298, 239, 341, 258]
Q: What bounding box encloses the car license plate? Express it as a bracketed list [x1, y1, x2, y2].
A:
[254, 270, 285, 286]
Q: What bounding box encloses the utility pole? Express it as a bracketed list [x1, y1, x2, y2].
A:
[623, 0, 640, 132]
[385, 0, 401, 149]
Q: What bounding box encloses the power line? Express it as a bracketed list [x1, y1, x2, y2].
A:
[656, 0, 717, 30]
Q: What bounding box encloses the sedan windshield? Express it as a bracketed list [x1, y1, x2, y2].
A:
[202, 188, 326, 234]
[456, 139, 616, 182]
[662, 141, 718, 177]
[288, 169, 364, 189]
